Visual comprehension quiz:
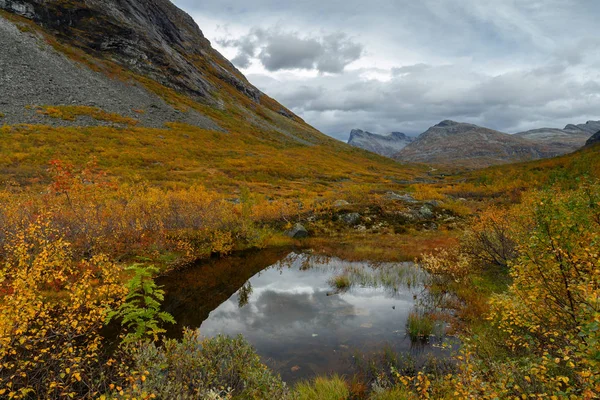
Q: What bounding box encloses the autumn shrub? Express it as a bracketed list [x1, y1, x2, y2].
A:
[461, 206, 517, 270]
[410, 184, 446, 201]
[38, 105, 139, 126]
[0, 160, 313, 267]
[125, 329, 289, 400]
[0, 216, 127, 399]
[482, 183, 600, 398]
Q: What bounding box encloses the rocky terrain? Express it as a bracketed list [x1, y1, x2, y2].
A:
[350, 119, 596, 168]
[514, 122, 598, 154]
[347, 129, 414, 157]
[394, 120, 558, 168]
[586, 131, 600, 147]
[0, 0, 321, 145]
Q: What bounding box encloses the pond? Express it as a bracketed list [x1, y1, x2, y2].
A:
[158, 248, 456, 384]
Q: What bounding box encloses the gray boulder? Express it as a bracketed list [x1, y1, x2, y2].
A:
[341, 213, 361, 225]
[419, 206, 434, 218]
[286, 223, 309, 239]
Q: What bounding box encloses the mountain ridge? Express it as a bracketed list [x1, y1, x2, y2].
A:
[347, 129, 414, 157]
[348, 119, 596, 167]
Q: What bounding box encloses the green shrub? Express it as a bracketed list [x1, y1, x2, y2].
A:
[128, 329, 289, 399]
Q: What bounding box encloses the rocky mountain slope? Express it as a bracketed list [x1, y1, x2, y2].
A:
[0, 0, 326, 146]
[394, 120, 558, 168]
[514, 122, 598, 154]
[586, 131, 600, 147]
[347, 129, 414, 157]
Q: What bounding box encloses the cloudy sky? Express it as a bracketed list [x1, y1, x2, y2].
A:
[173, 0, 600, 141]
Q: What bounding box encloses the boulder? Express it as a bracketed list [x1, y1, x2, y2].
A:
[341, 213, 361, 225]
[386, 192, 418, 203]
[419, 205, 434, 218]
[286, 223, 309, 239]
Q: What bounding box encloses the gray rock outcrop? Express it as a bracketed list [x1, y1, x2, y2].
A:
[585, 131, 600, 147]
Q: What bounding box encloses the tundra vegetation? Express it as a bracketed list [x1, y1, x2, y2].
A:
[0, 13, 599, 395]
[1, 123, 598, 398]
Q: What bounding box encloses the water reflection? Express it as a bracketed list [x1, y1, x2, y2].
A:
[160, 250, 454, 383]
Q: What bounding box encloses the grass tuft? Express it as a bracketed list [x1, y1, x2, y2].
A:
[293, 375, 350, 400]
[406, 311, 435, 342]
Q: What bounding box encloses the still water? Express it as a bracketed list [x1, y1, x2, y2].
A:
[159, 248, 454, 383]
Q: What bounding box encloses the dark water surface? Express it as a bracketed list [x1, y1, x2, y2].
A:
[158, 248, 454, 383]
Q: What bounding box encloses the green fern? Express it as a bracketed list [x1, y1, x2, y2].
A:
[106, 264, 175, 344]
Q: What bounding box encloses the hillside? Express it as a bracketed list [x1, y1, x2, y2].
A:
[585, 130, 600, 147]
[0, 0, 425, 193]
[394, 120, 556, 168]
[347, 129, 414, 157]
[514, 123, 596, 154]
[0, 0, 329, 146]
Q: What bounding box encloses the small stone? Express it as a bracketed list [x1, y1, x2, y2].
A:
[333, 199, 350, 207]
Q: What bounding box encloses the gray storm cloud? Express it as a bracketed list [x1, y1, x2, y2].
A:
[217, 28, 363, 73]
[174, 0, 600, 140]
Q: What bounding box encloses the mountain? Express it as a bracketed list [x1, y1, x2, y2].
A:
[563, 120, 600, 134]
[514, 122, 598, 154]
[0, 0, 324, 146]
[394, 120, 557, 168]
[347, 129, 414, 157]
[0, 0, 426, 191]
[586, 131, 600, 147]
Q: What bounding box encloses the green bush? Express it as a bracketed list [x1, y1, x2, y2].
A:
[127, 329, 289, 399]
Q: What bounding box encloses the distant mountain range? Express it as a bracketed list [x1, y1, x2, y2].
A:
[348, 120, 598, 167]
[347, 130, 414, 157]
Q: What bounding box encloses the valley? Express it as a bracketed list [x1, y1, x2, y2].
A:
[0, 1, 599, 400]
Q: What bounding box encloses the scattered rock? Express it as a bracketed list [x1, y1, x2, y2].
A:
[333, 199, 350, 207]
[419, 205, 434, 218]
[425, 200, 440, 207]
[286, 223, 309, 239]
[386, 191, 418, 203]
[341, 212, 361, 225]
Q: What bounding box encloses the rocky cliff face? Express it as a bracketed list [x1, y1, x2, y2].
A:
[394, 120, 557, 168]
[0, 0, 315, 140]
[0, 0, 257, 103]
[586, 131, 600, 147]
[348, 129, 414, 157]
